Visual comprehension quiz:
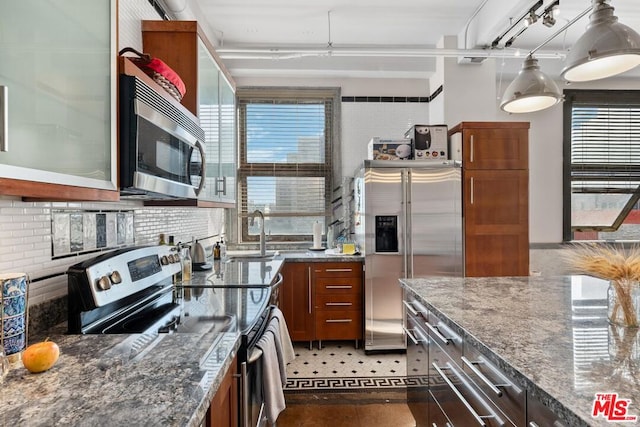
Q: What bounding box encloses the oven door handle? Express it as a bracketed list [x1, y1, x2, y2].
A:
[241, 348, 265, 427]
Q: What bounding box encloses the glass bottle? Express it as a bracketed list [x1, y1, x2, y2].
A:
[182, 246, 192, 283]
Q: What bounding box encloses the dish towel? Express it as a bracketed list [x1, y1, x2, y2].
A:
[269, 307, 296, 365]
[256, 324, 286, 424]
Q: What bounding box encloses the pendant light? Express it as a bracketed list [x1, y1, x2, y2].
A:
[500, 55, 562, 113]
[500, 4, 594, 114]
[561, 0, 640, 82]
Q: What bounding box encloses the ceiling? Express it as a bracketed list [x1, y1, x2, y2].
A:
[168, 0, 640, 81]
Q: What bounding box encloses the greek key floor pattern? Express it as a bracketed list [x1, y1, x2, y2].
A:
[284, 341, 413, 391]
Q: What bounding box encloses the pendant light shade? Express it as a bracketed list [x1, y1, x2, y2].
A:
[500, 56, 562, 114]
[561, 0, 640, 82]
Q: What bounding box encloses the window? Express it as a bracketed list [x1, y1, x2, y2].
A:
[236, 88, 339, 243]
[563, 90, 640, 241]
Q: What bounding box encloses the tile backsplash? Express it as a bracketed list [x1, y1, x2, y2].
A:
[52, 210, 135, 257]
[0, 197, 224, 312]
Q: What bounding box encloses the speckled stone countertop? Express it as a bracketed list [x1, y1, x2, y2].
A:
[277, 250, 363, 263]
[400, 275, 640, 427]
[0, 313, 239, 427]
[1, 252, 358, 426]
[0, 256, 285, 427]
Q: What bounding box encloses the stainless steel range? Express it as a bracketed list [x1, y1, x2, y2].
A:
[66, 245, 278, 427]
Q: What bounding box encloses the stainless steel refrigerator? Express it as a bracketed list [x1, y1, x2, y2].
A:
[354, 160, 463, 351]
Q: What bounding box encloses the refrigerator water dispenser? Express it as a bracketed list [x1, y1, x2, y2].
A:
[375, 215, 398, 253]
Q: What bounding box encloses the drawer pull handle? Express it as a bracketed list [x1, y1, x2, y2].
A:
[325, 319, 352, 323]
[425, 321, 451, 345]
[402, 300, 418, 315]
[325, 268, 352, 272]
[461, 356, 523, 396]
[529, 423, 539, 427]
[433, 362, 504, 427]
[325, 285, 352, 289]
[325, 302, 352, 306]
[403, 327, 423, 345]
[461, 356, 502, 397]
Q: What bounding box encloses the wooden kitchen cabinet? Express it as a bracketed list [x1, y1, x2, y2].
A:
[0, 0, 119, 201]
[207, 354, 238, 427]
[280, 262, 314, 342]
[312, 262, 363, 345]
[449, 122, 529, 277]
[280, 261, 363, 347]
[141, 21, 236, 207]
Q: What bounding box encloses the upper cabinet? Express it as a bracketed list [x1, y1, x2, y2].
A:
[0, 0, 118, 201]
[142, 21, 237, 207]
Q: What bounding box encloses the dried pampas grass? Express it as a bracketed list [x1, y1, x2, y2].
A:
[564, 243, 640, 328]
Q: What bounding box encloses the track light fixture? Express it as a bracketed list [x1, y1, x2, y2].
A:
[524, 10, 538, 27]
[542, 11, 556, 27]
[542, 0, 560, 27]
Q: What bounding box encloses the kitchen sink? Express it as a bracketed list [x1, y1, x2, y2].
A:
[225, 252, 276, 262]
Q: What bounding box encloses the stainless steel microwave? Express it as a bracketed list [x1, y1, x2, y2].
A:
[119, 75, 206, 199]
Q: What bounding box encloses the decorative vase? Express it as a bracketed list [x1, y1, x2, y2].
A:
[1, 273, 29, 363]
[608, 280, 640, 328]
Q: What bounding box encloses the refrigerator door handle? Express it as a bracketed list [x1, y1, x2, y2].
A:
[406, 169, 413, 278]
[401, 169, 409, 278]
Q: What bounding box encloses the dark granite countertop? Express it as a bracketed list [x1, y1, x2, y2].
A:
[400, 275, 640, 427]
[0, 257, 285, 427]
[0, 252, 358, 425]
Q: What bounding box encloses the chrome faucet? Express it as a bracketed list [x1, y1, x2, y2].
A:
[250, 210, 266, 256]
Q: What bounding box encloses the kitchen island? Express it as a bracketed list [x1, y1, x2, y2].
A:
[401, 275, 639, 426]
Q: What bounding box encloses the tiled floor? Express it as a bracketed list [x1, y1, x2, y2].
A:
[279, 341, 415, 426]
[285, 341, 407, 391]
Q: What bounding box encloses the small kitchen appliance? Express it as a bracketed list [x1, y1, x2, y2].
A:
[404, 124, 449, 160]
[119, 75, 206, 199]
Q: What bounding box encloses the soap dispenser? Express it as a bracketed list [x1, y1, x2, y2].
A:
[213, 241, 221, 260]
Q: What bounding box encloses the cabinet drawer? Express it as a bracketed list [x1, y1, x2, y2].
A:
[312, 262, 362, 278]
[316, 310, 362, 340]
[463, 343, 525, 426]
[527, 393, 567, 427]
[427, 316, 463, 362]
[430, 339, 513, 427]
[316, 277, 362, 294]
[316, 293, 361, 310]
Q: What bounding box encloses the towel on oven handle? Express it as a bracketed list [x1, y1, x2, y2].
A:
[270, 307, 295, 365]
[256, 322, 286, 424]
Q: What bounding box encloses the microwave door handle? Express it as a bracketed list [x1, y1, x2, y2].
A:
[194, 141, 206, 196]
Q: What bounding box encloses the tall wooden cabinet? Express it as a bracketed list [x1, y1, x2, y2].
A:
[280, 261, 363, 347]
[449, 122, 529, 277]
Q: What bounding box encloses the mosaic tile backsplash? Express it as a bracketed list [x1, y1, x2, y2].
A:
[52, 210, 135, 258]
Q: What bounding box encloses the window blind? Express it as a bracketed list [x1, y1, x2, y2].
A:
[571, 104, 640, 193]
[564, 90, 640, 238]
[237, 89, 335, 241]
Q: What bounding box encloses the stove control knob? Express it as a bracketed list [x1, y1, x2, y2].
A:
[161, 255, 169, 265]
[97, 276, 112, 291]
[110, 271, 122, 284]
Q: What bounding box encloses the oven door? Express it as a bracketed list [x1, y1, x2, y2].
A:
[241, 350, 268, 427]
